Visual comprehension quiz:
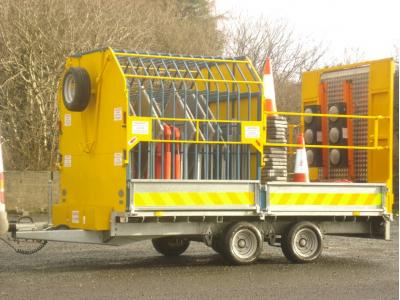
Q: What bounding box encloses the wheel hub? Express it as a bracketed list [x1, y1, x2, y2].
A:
[238, 239, 246, 248]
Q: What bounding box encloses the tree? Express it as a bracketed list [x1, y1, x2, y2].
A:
[224, 16, 325, 113]
[0, 0, 223, 170]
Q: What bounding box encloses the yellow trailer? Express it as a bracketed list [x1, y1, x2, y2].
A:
[12, 48, 395, 265]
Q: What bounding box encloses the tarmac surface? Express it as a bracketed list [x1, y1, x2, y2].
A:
[0, 217, 398, 300]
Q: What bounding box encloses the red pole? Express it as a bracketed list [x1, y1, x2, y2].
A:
[164, 125, 172, 179]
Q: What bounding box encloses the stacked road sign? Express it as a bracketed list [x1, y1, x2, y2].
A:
[262, 116, 288, 182]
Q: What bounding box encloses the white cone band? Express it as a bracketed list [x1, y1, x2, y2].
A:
[294, 148, 309, 180]
[263, 74, 277, 111]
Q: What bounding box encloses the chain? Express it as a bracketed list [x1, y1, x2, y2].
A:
[0, 236, 47, 255]
[0, 216, 48, 255]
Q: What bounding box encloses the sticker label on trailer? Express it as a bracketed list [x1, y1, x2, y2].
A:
[64, 114, 71, 127]
[114, 107, 122, 121]
[114, 152, 123, 166]
[244, 126, 260, 139]
[71, 211, 79, 224]
[64, 155, 72, 168]
[342, 128, 348, 139]
[132, 121, 149, 135]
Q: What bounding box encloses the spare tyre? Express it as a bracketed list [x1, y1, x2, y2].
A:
[62, 67, 91, 112]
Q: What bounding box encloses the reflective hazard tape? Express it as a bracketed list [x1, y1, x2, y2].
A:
[134, 192, 254, 207]
[270, 193, 381, 206]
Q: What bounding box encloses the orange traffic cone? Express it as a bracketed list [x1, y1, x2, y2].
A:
[263, 58, 277, 114]
[293, 134, 309, 182]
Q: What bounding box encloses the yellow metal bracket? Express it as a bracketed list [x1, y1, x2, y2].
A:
[127, 116, 153, 151]
[79, 52, 112, 153]
[241, 121, 264, 153]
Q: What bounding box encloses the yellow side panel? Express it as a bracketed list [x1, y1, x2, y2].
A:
[135, 192, 255, 207]
[368, 59, 394, 212]
[53, 49, 127, 230]
[301, 70, 321, 129]
[301, 70, 321, 105]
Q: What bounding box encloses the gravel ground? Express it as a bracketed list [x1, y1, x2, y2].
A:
[0, 217, 398, 300]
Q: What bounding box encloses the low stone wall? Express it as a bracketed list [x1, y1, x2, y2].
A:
[4, 171, 59, 213]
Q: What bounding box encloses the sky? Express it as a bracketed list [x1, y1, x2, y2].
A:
[215, 0, 399, 63]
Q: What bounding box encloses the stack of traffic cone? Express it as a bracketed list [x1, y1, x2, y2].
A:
[293, 134, 309, 182]
[263, 58, 277, 114]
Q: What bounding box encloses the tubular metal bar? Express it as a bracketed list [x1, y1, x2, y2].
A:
[212, 61, 231, 178]
[124, 74, 261, 85]
[266, 110, 389, 120]
[209, 59, 231, 179]
[265, 143, 388, 150]
[185, 56, 201, 179]
[190, 55, 209, 179]
[121, 51, 144, 179]
[224, 61, 241, 179]
[179, 58, 194, 179]
[137, 54, 156, 178]
[235, 62, 252, 179]
[147, 57, 166, 179]
[114, 51, 250, 63]
[160, 57, 178, 178]
[265, 111, 389, 150]
[199, 56, 213, 180]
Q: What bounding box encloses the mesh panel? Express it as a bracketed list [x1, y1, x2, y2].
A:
[320, 67, 369, 182]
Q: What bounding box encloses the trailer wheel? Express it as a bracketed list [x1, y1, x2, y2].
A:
[152, 237, 190, 257]
[223, 222, 263, 265]
[62, 67, 91, 112]
[281, 221, 323, 263]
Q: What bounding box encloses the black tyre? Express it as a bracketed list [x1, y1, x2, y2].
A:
[281, 221, 323, 263]
[62, 67, 91, 112]
[152, 237, 190, 257]
[223, 222, 263, 265]
[211, 236, 225, 254]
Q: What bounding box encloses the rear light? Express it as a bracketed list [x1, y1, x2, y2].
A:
[328, 102, 348, 167]
[303, 105, 322, 167]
